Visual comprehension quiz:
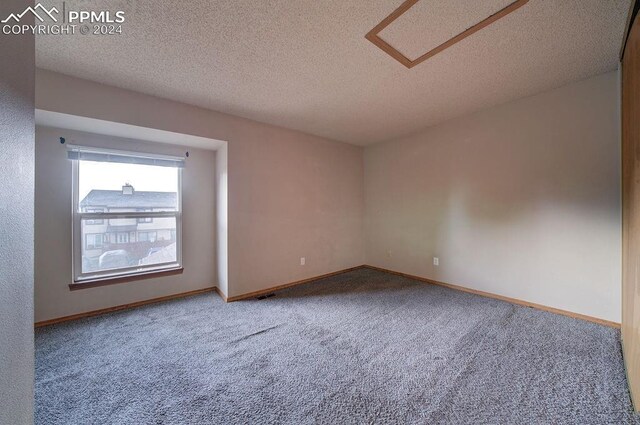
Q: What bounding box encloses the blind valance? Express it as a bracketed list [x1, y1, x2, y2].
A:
[67, 145, 185, 168]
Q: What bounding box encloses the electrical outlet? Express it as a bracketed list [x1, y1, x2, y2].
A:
[300, 257, 306, 266]
[386, 249, 392, 258]
[433, 257, 439, 266]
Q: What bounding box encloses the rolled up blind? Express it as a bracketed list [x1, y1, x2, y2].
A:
[67, 145, 185, 168]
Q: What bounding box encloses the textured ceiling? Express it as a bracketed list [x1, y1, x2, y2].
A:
[35, 0, 631, 146]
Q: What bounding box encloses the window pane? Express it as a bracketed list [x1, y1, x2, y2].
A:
[80, 216, 177, 274]
[78, 160, 178, 213]
[85, 208, 104, 225]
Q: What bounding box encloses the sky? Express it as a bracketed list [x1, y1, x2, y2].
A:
[79, 160, 178, 200]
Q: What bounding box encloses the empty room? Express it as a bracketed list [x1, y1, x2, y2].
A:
[3, 0, 640, 423]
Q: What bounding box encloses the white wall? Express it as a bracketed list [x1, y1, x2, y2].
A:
[216, 143, 229, 297]
[364, 71, 621, 323]
[36, 69, 364, 305]
[35, 127, 217, 322]
[35, 69, 621, 323]
[0, 0, 35, 422]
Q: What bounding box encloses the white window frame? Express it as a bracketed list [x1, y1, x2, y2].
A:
[71, 148, 183, 284]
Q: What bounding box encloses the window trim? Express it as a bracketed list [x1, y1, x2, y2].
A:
[68, 266, 184, 290]
[71, 156, 183, 285]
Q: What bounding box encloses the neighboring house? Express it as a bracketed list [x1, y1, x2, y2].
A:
[80, 184, 177, 268]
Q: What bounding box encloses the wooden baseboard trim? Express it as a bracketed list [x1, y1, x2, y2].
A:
[226, 266, 366, 302]
[362, 265, 621, 329]
[35, 266, 619, 329]
[34, 287, 216, 327]
[214, 286, 228, 302]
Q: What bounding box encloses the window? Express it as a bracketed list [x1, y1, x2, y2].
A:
[85, 234, 104, 250]
[136, 209, 153, 223]
[138, 231, 157, 242]
[69, 145, 184, 283]
[115, 232, 130, 244]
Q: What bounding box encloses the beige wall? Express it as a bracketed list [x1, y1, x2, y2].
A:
[35, 69, 364, 309]
[35, 127, 217, 322]
[0, 0, 35, 422]
[364, 71, 621, 323]
[216, 143, 229, 296]
[35, 68, 620, 323]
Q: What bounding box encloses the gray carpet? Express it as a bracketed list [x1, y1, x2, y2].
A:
[36, 268, 639, 424]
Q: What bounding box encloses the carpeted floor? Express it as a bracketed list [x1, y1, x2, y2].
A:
[36, 268, 639, 424]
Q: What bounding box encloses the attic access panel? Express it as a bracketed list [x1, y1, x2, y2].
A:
[365, 0, 529, 68]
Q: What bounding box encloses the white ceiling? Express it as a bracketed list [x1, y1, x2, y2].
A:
[36, 0, 631, 146]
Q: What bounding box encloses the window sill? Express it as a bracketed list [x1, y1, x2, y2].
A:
[69, 267, 184, 290]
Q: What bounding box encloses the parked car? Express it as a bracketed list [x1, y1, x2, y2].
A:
[98, 250, 132, 270]
[146, 247, 163, 257]
[139, 243, 177, 266]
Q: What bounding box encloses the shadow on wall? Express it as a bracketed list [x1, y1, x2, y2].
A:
[364, 71, 621, 322]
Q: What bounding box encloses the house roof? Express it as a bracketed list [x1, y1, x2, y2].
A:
[80, 190, 177, 209]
